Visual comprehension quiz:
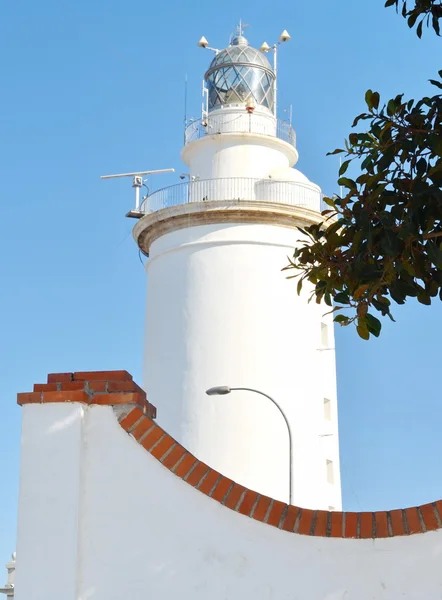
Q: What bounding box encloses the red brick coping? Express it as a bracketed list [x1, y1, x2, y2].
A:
[18, 370, 442, 539]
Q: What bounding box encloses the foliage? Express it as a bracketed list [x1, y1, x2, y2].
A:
[385, 0, 442, 36]
[285, 75, 442, 340]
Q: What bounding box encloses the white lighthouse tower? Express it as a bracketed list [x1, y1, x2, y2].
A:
[132, 28, 342, 511]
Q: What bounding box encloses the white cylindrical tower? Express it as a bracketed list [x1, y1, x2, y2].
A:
[134, 31, 342, 510]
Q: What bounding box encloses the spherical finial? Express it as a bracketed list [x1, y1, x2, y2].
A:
[231, 34, 248, 46]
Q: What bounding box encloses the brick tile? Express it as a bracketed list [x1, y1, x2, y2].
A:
[330, 511, 343, 537]
[74, 370, 132, 381]
[147, 404, 157, 419]
[223, 483, 246, 509]
[34, 383, 58, 392]
[405, 507, 422, 535]
[131, 416, 154, 440]
[107, 381, 145, 394]
[267, 500, 286, 527]
[360, 512, 373, 539]
[252, 496, 272, 522]
[92, 392, 143, 406]
[197, 469, 220, 494]
[298, 508, 315, 535]
[211, 477, 234, 502]
[161, 445, 187, 470]
[174, 454, 198, 479]
[420, 503, 439, 532]
[238, 490, 259, 516]
[47, 373, 73, 383]
[17, 392, 41, 405]
[140, 426, 163, 450]
[390, 509, 406, 536]
[315, 510, 328, 537]
[344, 512, 358, 538]
[186, 462, 209, 486]
[41, 391, 88, 403]
[280, 505, 300, 532]
[375, 511, 389, 538]
[118, 408, 144, 432]
[60, 381, 86, 392]
[434, 500, 442, 524]
[150, 435, 175, 460]
[87, 381, 107, 393]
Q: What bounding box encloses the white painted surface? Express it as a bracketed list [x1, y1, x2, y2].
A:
[14, 404, 442, 600]
[0, 553, 15, 599]
[144, 222, 341, 509]
[14, 404, 85, 600]
[182, 134, 295, 181]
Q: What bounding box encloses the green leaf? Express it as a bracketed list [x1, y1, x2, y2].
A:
[384, 0, 396, 6]
[429, 79, 442, 90]
[334, 292, 350, 304]
[334, 314, 350, 324]
[356, 320, 370, 340]
[365, 313, 382, 337]
[327, 148, 345, 155]
[297, 278, 303, 295]
[322, 196, 336, 208]
[417, 20, 423, 38]
[387, 99, 397, 115]
[339, 160, 351, 176]
[349, 133, 358, 146]
[371, 91, 380, 110]
[365, 89, 374, 109]
[337, 177, 357, 189]
[408, 12, 418, 28]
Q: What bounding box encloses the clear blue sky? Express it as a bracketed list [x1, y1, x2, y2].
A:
[1, 0, 441, 567]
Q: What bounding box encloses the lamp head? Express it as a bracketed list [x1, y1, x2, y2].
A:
[279, 29, 291, 42]
[198, 36, 209, 48]
[206, 386, 231, 396]
[245, 97, 256, 113]
[259, 41, 271, 53]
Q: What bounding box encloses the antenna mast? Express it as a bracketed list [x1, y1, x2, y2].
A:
[101, 168, 175, 218]
[183, 74, 188, 144]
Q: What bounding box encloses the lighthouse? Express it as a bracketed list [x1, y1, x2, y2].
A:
[132, 27, 342, 511]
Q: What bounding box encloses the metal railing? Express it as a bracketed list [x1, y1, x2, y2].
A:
[141, 177, 321, 214]
[185, 117, 296, 147]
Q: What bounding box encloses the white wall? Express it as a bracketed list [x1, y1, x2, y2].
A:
[14, 404, 85, 600]
[14, 404, 442, 600]
[182, 135, 292, 180]
[143, 221, 341, 510]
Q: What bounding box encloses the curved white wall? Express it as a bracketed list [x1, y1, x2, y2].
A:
[143, 222, 341, 510]
[182, 135, 294, 180]
[15, 403, 442, 600]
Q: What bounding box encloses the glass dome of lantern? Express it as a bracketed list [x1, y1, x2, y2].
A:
[204, 35, 275, 112]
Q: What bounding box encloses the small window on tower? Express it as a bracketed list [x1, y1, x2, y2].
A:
[326, 459, 334, 484]
[321, 322, 328, 347]
[324, 398, 331, 421]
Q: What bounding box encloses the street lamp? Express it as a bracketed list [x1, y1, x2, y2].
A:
[205, 386, 293, 505]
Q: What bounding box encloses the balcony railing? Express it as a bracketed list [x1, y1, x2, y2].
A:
[184, 117, 296, 147]
[140, 177, 321, 214]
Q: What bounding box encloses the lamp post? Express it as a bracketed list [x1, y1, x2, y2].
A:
[206, 386, 293, 505]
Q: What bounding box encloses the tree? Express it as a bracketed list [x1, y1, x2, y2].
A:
[387, 0, 442, 37]
[285, 1, 442, 340]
